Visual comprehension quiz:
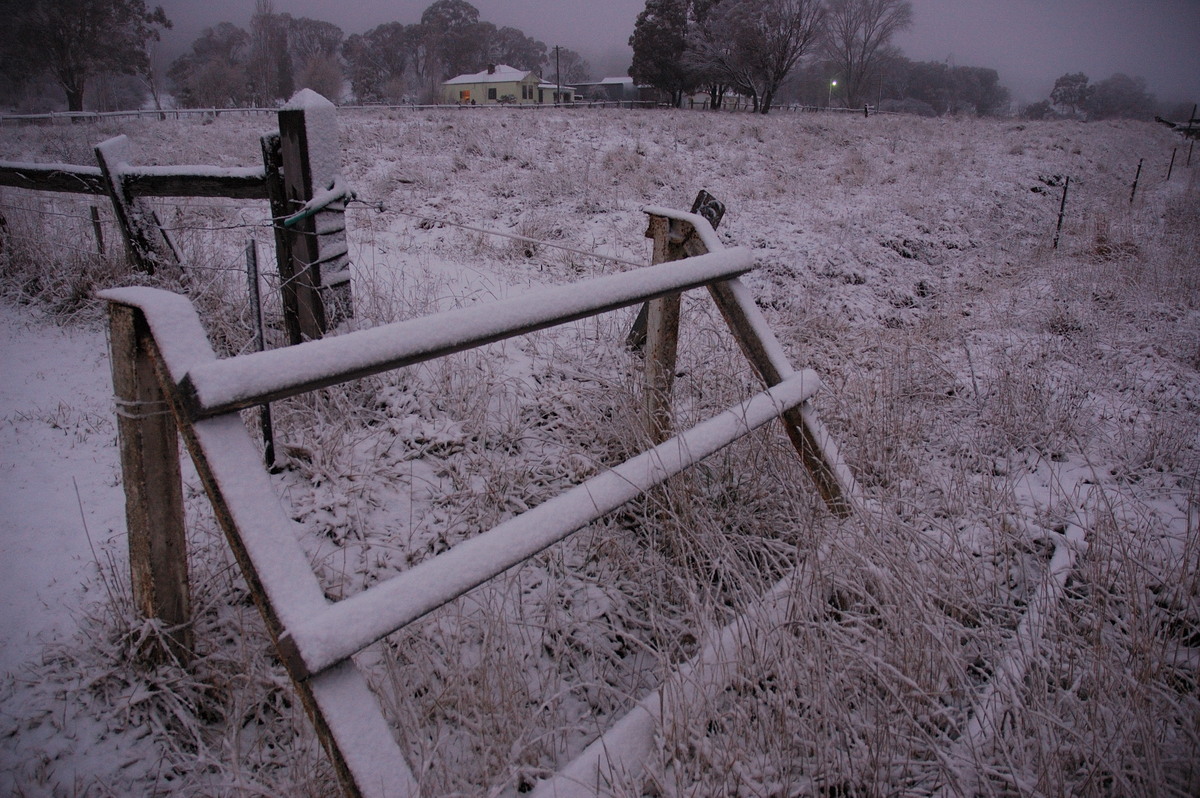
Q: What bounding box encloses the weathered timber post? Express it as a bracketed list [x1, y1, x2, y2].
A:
[1166, 148, 1177, 181]
[628, 189, 726, 351]
[95, 135, 179, 274]
[634, 190, 727, 443]
[632, 196, 858, 517]
[643, 214, 684, 443]
[275, 89, 353, 343]
[260, 132, 305, 346]
[108, 302, 191, 664]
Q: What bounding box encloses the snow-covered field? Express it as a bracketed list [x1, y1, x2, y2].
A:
[1, 107, 1197, 796]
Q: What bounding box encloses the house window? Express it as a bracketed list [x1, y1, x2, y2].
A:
[487, 88, 497, 101]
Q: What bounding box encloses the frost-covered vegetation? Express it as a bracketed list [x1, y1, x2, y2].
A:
[1, 108, 1198, 796]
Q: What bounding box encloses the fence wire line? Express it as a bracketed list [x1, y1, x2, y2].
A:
[0, 230, 108, 257]
[345, 198, 647, 269]
[0, 200, 104, 223]
[154, 197, 646, 271]
[7, 156, 1180, 277]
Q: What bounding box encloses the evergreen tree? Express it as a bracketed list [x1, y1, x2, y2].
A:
[629, 0, 693, 107]
[4, 0, 171, 111]
[1085, 73, 1155, 120]
[1050, 72, 1090, 116]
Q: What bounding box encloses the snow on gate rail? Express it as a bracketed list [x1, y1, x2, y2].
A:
[99, 216, 868, 798]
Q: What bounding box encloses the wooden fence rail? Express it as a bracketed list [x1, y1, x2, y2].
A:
[0, 161, 267, 198]
[0, 90, 350, 339]
[99, 193, 864, 797]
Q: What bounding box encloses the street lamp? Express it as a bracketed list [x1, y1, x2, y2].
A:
[828, 80, 837, 108]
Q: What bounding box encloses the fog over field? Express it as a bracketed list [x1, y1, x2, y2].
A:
[153, 0, 1200, 102]
[0, 104, 1197, 796]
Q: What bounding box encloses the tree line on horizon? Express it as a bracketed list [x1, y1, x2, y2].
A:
[0, 0, 592, 112]
[166, 0, 593, 108]
[1023, 72, 1165, 122]
[628, 0, 1010, 115]
[0, 0, 1187, 120]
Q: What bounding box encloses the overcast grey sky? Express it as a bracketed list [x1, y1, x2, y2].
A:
[154, 0, 1200, 104]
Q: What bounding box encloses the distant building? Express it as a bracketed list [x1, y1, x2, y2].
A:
[573, 77, 639, 103]
[442, 64, 574, 105]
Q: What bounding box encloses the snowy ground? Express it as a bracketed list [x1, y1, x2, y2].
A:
[1, 108, 1197, 796]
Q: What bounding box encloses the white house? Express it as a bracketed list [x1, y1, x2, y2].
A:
[442, 64, 574, 105]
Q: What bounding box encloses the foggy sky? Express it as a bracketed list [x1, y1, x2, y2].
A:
[154, 0, 1200, 105]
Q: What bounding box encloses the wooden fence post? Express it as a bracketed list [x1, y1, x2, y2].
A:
[275, 90, 352, 343]
[108, 302, 191, 664]
[626, 196, 859, 516]
[95, 135, 179, 274]
[630, 191, 726, 442]
[643, 214, 683, 442]
[260, 132, 305, 346]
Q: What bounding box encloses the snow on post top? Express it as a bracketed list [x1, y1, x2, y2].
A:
[281, 88, 334, 112]
[280, 89, 341, 197]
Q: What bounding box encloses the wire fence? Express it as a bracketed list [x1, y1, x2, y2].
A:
[0, 99, 893, 128]
[0, 102, 664, 128]
[0, 180, 656, 363]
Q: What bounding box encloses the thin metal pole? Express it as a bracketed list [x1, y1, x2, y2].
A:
[1167, 148, 1177, 181]
[246, 240, 275, 469]
[1053, 176, 1070, 249]
[1129, 158, 1143, 205]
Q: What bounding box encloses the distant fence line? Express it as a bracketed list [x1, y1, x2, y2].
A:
[0, 102, 652, 126]
[1, 100, 883, 126]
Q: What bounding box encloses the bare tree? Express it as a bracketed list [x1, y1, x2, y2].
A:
[822, 0, 912, 107]
[167, 22, 251, 108]
[248, 0, 292, 104]
[548, 47, 592, 86]
[689, 0, 825, 114]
